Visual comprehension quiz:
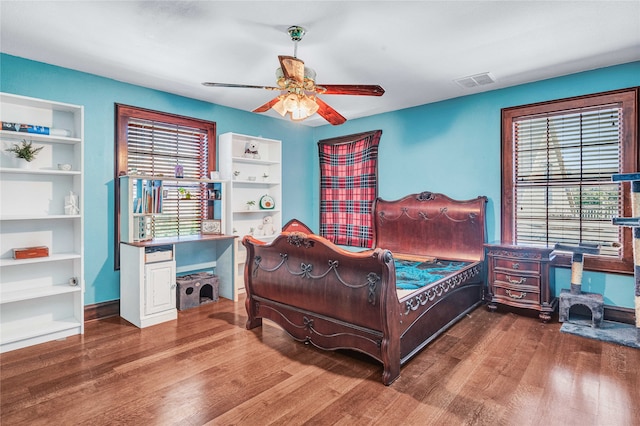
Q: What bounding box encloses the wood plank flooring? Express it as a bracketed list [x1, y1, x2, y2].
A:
[2, 296, 639, 425]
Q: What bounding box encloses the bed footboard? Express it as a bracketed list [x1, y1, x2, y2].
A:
[243, 231, 403, 385]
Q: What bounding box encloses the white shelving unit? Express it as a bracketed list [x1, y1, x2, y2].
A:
[219, 132, 282, 300]
[0, 92, 84, 353]
[119, 175, 235, 326]
[119, 175, 227, 243]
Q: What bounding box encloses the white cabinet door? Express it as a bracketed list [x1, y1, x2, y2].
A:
[144, 261, 176, 316]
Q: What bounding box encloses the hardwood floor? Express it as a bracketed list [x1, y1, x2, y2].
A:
[2, 296, 639, 425]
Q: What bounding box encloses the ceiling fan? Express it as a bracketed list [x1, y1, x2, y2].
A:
[202, 26, 385, 125]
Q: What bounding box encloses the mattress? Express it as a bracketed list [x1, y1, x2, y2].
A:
[394, 258, 472, 298]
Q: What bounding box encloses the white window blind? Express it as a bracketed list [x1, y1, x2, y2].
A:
[127, 118, 209, 237]
[513, 106, 622, 257]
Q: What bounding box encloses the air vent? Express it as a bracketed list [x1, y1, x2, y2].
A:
[454, 72, 495, 89]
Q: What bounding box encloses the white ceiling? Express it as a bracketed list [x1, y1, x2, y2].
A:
[1, 1, 639, 127]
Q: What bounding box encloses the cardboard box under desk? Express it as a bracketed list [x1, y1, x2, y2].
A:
[13, 246, 49, 259]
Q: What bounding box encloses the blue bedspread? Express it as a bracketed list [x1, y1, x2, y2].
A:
[394, 259, 471, 290]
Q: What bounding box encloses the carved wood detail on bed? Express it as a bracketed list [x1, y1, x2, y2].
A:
[249, 236, 389, 307]
[374, 191, 488, 262]
[403, 263, 482, 314]
[243, 191, 488, 385]
[244, 233, 397, 331]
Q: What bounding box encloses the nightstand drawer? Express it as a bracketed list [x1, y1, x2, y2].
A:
[493, 285, 540, 305]
[494, 272, 540, 290]
[493, 257, 540, 273]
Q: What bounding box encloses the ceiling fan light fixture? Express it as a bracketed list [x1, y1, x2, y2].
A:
[272, 98, 287, 117]
[300, 95, 319, 115]
[282, 93, 300, 111]
[292, 101, 318, 121]
[290, 109, 307, 121]
[274, 93, 319, 122]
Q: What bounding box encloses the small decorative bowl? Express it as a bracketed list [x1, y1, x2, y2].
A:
[247, 176, 257, 181]
[58, 163, 72, 171]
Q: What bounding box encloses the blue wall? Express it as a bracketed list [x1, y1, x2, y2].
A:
[1, 54, 314, 305]
[311, 61, 640, 309]
[2, 53, 638, 308]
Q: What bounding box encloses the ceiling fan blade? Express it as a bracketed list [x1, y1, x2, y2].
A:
[315, 97, 346, 125]
[252, 97, 281, 113]
[202, 82, 280, 91]
[317, 84, 385, 96]
[278, 55, 305, 84]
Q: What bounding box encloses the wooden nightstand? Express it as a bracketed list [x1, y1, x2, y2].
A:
[485, 244, 556, 322]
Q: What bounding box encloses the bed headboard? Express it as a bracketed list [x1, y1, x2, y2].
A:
[373, 191, 488, 262]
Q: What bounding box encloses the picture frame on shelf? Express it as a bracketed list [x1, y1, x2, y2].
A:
[202, 219, 222, 235]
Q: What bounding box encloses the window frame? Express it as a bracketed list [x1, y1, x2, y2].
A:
[114, 104, 216, 269]
[501, 88, 639, 275]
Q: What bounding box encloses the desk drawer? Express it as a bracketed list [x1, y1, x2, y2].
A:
[145, 245, 174, 263]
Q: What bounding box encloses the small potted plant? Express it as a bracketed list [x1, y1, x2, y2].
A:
[233, 170, 240, 180]
[178, 187, 192, 200]
[262, 172, 269, 181]
[246, 200, 256, 210]
[5, 139, 43, 167]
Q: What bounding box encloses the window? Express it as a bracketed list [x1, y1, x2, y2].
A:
[318, 130, 381, 248]
[115, 104, 216, 268]
[501, 88, 638, 274]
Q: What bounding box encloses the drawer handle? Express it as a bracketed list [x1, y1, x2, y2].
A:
[506, 289, 527, 299]
[512, 262, 520, 269]
[506, 275, 526, 285]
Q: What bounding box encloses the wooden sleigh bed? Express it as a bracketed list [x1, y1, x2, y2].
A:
[242, 191, 488, 385]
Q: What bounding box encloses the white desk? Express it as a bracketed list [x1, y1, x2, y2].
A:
[120, 234, 236, 328]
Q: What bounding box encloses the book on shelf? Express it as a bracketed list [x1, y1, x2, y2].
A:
[2, 121, 71, 136]
[134, 179, 163, 214]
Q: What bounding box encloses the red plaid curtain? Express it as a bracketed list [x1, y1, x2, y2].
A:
[318, 130, 382, 247]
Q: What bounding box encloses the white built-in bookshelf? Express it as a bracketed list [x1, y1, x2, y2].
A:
[0, 92, 84, 352]
[219, 132, 282, 300]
